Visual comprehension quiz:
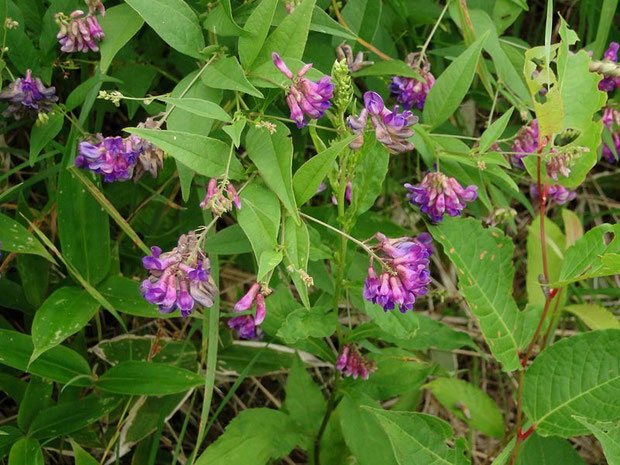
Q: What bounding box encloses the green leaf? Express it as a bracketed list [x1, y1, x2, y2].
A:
[362, 300, 419, 340]
[17, 377, 53, 432]
[124, 0, 204, 58]
[219, 0, 248, 36]
[195, 408, 303, 465]
[29, 112, 63, 165]
[562, 209, 583, 247]
[277, 306, 337, 344]
[96, 275, 169, 318]
[0, 329, 91, 385]
[71, 440, 98, 465]
[246, 122, 299, 221]
[429, 217, 521, 371]
[310, 5, 356, 40]
[351, 136, 390, 216]
[553, 223, 620, 286]
[341, 0, 381, 47]
[257, 250, 283, 282]
[573, 417, 620, 465]
[478, 108, 514, 153]
[564, 304, 620, 330]
[591, 0, 619, 59]
[522, 329, 620, 437]
[284, 355, 326, 433]
[293, 134, 357, 206]
[57, 169, 110, 284]
[283, 215, 311, 308]
[423, 34, 487, 128]
[98, 4, 144, 73]
[254, 0, 316, 65]
[238, 0, 278, 69]
[0, 426, 23, 457]
[28, 394, 122, 439]
[158, 97, 231, 122]
[249, 56, 325, 88]
[201, 56, 263, 98]
[426, 378, 504, 438]
[8, 438, 43, 465]
[0, 212, 53, 261]
[515, 433, 586, 465]
[96, 361, 203, 395]
[223, 119, 247, 148]
[366, 408, 471, 465]
[202, 224, 252, 255]
[354, 60, 423, 80]
[30, 287, 99, 362]
[125, 128, 244, 180]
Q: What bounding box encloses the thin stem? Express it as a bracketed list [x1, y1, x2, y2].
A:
[540, 288, 563, 351]
[536, 156, 550, 280]
[416, 1, 450, 66]
[509, 370, 525, 465]
[313, 374, 341, 465]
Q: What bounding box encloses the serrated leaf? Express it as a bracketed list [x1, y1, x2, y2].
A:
[29, 112, 63, 165]
[353, 60, 423, 80]
[98, 4, 143, 73]
[239, 0, 278, 69]
[201, 56, 263, 98]
[429, 217, 521, 371]
[478, 108, 514, 153]
[573, 417, 620, 465]
[0, 212, 53, 262]
[277, 306, 337, 344]
[284, 355, 326, 433]
[158, 97, 231, 122]
[522, 329, 620, 437]
[564, 304, 620, 330]
[8, 438, 43, 465]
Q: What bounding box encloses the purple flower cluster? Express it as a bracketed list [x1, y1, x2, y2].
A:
[56, 8, 105, 53]
[140, 232, 218, 317]
[511, 120, 538, 168]
[599, 42, 620, 93]
[388, 53, 435, 110]
[602, 107, 619, 163]
[200, 178, 242, 216]
[76, 135, 142, 182]
[530, 184, 576, 206]
[363, 233, 433, 312]
[228, 283, 267, 339]
[0, 70, 58, 119]
[272, 53, 334, 128]
[404, 171, 478, 223]
[336, 345, 377, 380]
[348, 91, 417, 153]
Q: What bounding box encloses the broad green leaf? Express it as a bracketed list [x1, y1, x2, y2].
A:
[219, 0, 248, 35]
[515, 433, 586, 465]
[201, 56, 263, 98]
[0, 426, 23, 457]
[277, 306, 337, 344]
[353, 60, 423, 80]
[158, 97, 231, 122]
[351, 136, 389, 216]
[426, 378, 504, 438]
[284, 355, 326, 433]
[96, 361, 203, 395]
[238, 0, 278, 69]
[310, 5, 356, 40]
[71, 440, 98, 465]
[31, 287, 100, 362]
[522, 329, 620, 437]
[283, 215, 311, 308]
[0, 213, 53, 261]
[553, 223, 620, 286]
[573, 417, 620, 465]
[363, 300, 419, 341]
[202, 224, 252, 255]
[257, 250, 283, 282]
[98, 4, 144, 73]
[254, 0, 316, 65]
[246, 122, 299, 221]
[429, 217, 521, 371]
[218, 344, 292, 376]
[0, 329, 91, 385]
[564, 304, 620, 330]
[124, 0, 204, 58]
[29, 394, 122, 439]
[17, 377, 53, 432]
[0, 373, 26, 403]
[367, 408, 471, 465]
[293, 134, 357, 206]
[125, 128, 244, 179]
[478, 108, 514, 153]
[29, 112, 63, 165]
[8, 438, 43, 465]
[562, 209, 583, 247]
[57, 169, 110, 284]
[341, 0, 381, 50]
[195, 408, 304, 465]
[423, 34, 487, 128]
[97, 275, 169, 318]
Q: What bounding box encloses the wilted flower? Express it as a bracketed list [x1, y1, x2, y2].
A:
[363, 232, 433, 312]
[511, 119, 538, 168]
[602, 107, 619, 163]
[228, 283, 267, 339]
[272, 52, 334, 128]
[200, 178, 241, 215]
[599, 42, 620, 93]
[134, 117, 166, 179]
[336, 44, 373, 73]
[55, 9, 104, 53]
[336, 345, 377, 380]
[388, 53, 435, 110]
[0, 70, 58, 119]
[84, 0, 105, 16]
[545, 149, 574, 180]
[75, 135, 142, 182]
[530, 184, 576, 205]
[140, 232, 217, 317]
[404, 171, 478, 223]
[348, 91, 417, 153]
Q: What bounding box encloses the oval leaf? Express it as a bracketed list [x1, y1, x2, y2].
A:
[98, 4, 144, 73]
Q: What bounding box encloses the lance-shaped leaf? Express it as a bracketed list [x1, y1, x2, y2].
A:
[0, 213, 53, 262]
[565, 304, 620, 331]
[429, 217, 521, 371]
[201, 56, 263, 97]
[283, 215, 311, 307]
[158, 97, 231, 122]
[238, 0, 278, 69]
[573, 417, 620, 465]
[522, 329, 620, 437]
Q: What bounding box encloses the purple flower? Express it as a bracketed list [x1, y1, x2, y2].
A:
[55, 9, 104, 53]
[602, 107, 619, 163]
[336, 345, 377, 380]
[348, 92, 417, 153]
[546, 149, 573, 180]
[140, 231, 218, 317]
[75, 134, 142, 182]
[228, 315, 263, 340]
[229, 283, 268, 339]
[530, 184, 576, 205]
[0, 70, 58, 119]
[511, 120, 538, 168]
[388, 53, 435, 110]
[404, 171, 478, 223]
[599, 42, 620, 93]
[363, 233, 432, 312]
[272, 52, 333, 128]
[200, 178, 242, 215]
